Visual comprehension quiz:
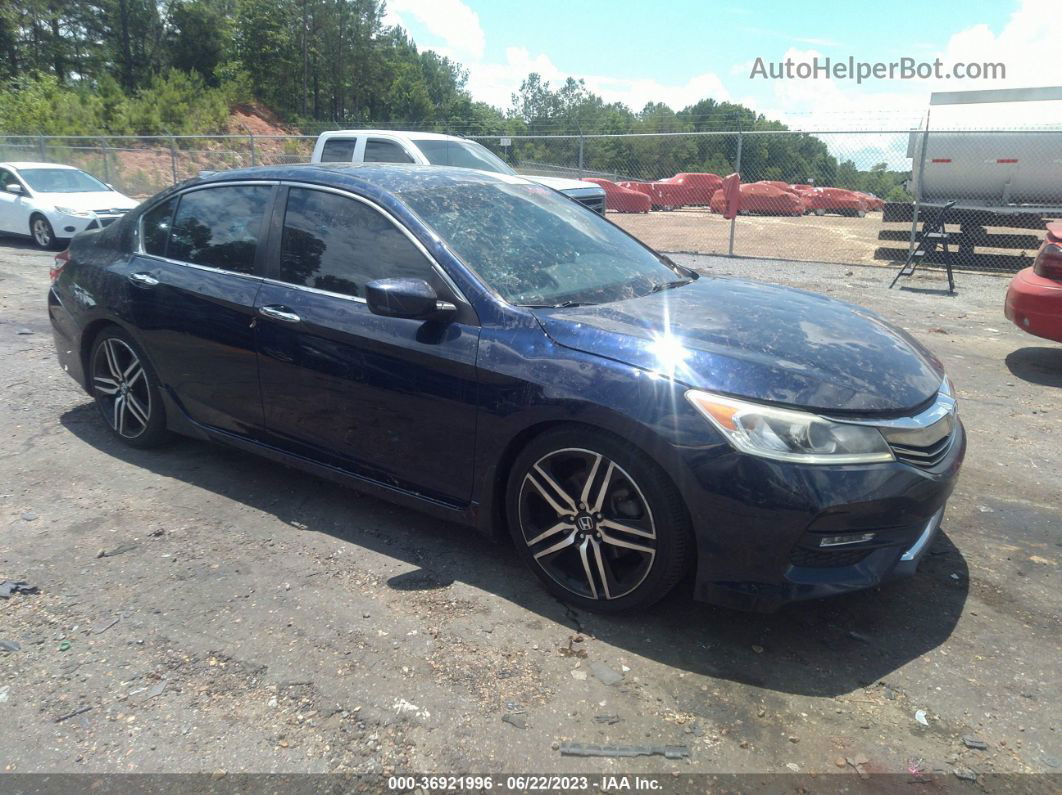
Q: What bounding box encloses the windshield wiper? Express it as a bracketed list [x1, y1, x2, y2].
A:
[518, 300, 594, 308]
[650, 278, 693, 294]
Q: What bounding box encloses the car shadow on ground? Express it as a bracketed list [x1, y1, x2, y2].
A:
[1006, 346, 1062, 388]
[60, 403, 968, 699]
[0, 236, 43, 251]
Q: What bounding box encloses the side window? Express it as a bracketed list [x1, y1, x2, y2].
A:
[140, 197, 177, 256]
[168, 185, 272, 274]
[320, 138, 357, 162]
[0, 169, 21, 191]
[364, 139, 415, 163]
[278, 188, 433, 297]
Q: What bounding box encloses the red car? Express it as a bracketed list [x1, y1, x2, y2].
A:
[659, 172, 723, 205]
[803, 187, 868, 217]
[617, 180, 688, 210]
[1005, 222, 1062, 343]
[711, 183, 805, 216]
[580, 178, 650, 213]
[856, 191, 885, 211]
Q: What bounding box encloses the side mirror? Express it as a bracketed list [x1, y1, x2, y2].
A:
[365, 278, 455, 321]
[4, 183, 22, 195]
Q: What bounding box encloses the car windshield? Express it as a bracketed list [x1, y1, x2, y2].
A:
[19, 168, 109, 193]
[400, 180, 683, 306]
[415, 140, 515, 175]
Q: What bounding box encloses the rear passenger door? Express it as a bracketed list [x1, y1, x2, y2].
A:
[124, 183, 276, 437]
[253, 184, 480, 503]
[363, 138, 416, 163]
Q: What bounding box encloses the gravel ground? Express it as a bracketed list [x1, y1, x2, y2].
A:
[612, 209, 1034, 272]
[1, 237, 1059, 785]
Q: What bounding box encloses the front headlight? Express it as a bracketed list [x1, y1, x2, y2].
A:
[54, 206, 95, 218]
[685, 390, 895, 464]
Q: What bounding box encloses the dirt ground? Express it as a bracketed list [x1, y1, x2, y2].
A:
[1, 237, 1060, 787]
[612, 209, 1036, 272]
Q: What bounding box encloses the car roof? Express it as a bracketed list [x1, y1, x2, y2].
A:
[0, 162, 78, 170]
[196, 162, 532, 194]
[317, 130, 469, 143]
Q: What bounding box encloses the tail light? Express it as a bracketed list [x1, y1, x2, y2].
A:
[1033, 243, 1062, 280]
[50, 249, 69, 283]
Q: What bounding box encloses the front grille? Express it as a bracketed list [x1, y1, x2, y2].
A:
[93, 208, 129, 216]
[98, 217, 119, 227]
[789, 546, 871, 568]
[888, 433, 954, 469]
[577, 195, 606, 214]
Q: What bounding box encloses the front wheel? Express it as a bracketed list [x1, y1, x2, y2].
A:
[506, 428, 692, 612]
[89, 329, 171, 448]
[30, 215, 59, 250]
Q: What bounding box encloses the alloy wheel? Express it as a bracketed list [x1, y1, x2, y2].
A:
[518, 447, 656, 601]
[92, 338, 152, 439]
[32, 217, 53, 248]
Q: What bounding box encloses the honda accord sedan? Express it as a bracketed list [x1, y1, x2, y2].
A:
[48, 163, 965, 612]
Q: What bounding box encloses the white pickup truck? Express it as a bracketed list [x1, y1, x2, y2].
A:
[310, 130, 606, 214]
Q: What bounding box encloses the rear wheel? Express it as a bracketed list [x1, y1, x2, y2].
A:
[507, 428, 692, 612]
[30, 214, 58, 250]
[89, 328, 171, 448]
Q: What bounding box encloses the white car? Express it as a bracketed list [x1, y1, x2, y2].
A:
[310, 131, 606, 214]
[0, 162, 140, 249]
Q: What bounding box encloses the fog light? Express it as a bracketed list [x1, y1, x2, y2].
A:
[819, 533, 875, 548]
[64, 226, 76, 233]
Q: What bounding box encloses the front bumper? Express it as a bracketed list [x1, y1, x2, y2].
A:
[681, 418, 965, 612]
[47, 210, 127, 239]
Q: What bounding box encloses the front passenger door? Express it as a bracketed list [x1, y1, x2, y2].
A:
[0, 168, 26, 234]
[254, 186, 480, 503]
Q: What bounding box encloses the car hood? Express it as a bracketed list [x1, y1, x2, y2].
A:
[531, 278, 944, 414]
[526, 175, 605, 194]
[40, 191, 139, 212]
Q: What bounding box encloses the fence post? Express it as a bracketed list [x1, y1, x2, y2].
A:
[578, 136, 584, 175]
[100, 140, 110, 185]
[908, 110, 932, 256]
[169, 135, 178, 185]
[38, 135, 46, 161]
[249, 132, 257, 167]
[728, 131, 743, 257]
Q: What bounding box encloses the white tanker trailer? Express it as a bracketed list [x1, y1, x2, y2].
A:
[908, 129, 1062, 211]
[881, 87, 1062, 267]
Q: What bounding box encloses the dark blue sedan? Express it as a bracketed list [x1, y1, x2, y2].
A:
[48, 164, 964, 612]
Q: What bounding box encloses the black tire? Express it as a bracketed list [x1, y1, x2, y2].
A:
[30, 214, 60, 250]
[89, 327, 171, 448]
[506, 426, 692, 613]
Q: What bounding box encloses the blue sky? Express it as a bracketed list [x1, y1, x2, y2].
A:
[384, 0, 1062, 129]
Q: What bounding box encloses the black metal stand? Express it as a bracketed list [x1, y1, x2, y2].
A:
[890, 200, 957, 293]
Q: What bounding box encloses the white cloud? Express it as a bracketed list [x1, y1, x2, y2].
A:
[744, 0, 1062, 130]
[384, 0, 485, 60]
[389, 0, 1062, 132]
[467, 48, 730, 112]
[385, 0, 729, 113]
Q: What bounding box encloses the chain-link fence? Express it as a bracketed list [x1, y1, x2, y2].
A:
[3, 129, 1059, 273]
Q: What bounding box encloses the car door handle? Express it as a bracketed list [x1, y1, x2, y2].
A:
[259, 305, 301, 324]
[128, 272, 159, 287]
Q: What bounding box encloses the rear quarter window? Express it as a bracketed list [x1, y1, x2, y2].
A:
[320, 138, 358, 162]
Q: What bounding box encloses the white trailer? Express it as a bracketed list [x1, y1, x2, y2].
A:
[881, 87, 1062, 268]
